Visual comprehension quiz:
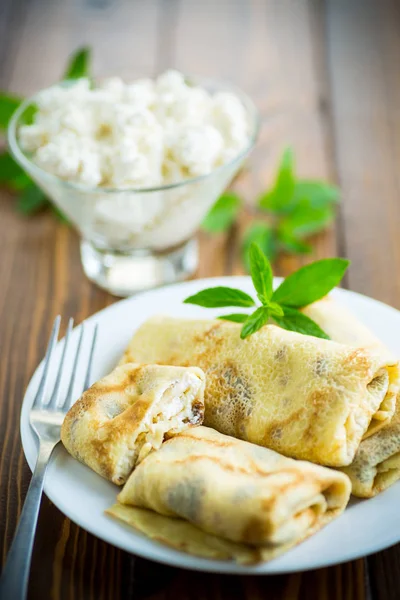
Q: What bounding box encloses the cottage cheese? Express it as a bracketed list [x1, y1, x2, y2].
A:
[19, 70, 250, 188]
[18, 71, 254, 252]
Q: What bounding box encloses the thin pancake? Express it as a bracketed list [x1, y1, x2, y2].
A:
[120, 316, 398, 467]
[304, 296, 400, 497]
[61, 362, 205, 484]
[110, 426, 351, 563]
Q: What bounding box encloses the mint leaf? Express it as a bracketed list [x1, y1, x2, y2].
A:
[242, 222, 277, 272]
[279, 199, 335, 238]
[277, 231, 312, 255]
[272, 258, 350, 308]
[184, 286, 255, 309]
[17, 184, 48, 215]
[217, 313, 249, 323]
[258, 147, 295, 212]
[272, 307, 329, 339]
[293, 180, 340, 207]
[240, 306, 270, 339]
[9, 172, 32, 191]
[20, 103, 37, 126]
[248, 242, 273, 304]
[201, 192, 241, 233]
[63, 47, 91, 80]
[268, 302, 284, 317]
[0, 93, 22, 129]
[0, 152, 25, 183]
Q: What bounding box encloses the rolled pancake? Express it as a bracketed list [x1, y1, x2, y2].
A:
[111, 426, 351, 563]
[121, 317, 398, 467]
[303, 296, 400, 497]
[61, 363, 205, 485]
[106, 504, 261, 564]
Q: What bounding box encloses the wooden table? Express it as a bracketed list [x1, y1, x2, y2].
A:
[1, 0, 400, 598]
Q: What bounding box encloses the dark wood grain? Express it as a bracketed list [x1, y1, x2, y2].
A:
[0, 0, 399, 598]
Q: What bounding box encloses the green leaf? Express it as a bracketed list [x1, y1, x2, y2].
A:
[258, 147, 296, 212]
[0, 152, 25, 183]
[240, 306, 270, 339]
[268, 302, 284, 317]
[277, 226, 312, 254]
[63, 47, 91, 80]
[201, 192, 241, 233]
[9, 172, 33, 191]
[278, 233, 312, 255]
[0, 93, 22, 129]
[272, 258, 350, 308]
[217, 313, 249, 323]
[248, 242, 273, 304]
[293, 180, 340, 207]
[184, 286, 255, 309]
[242, 222, 277, 272]
[20, 103, 37, 126]
[279, 198, 335, 239]
[16, 184, 48, 215]
[272, 306, 330, 339]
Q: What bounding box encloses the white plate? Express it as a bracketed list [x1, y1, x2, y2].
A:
[20, 277, 400, 574]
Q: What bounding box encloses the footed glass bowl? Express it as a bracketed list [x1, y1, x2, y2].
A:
[8, 78, 259, 297]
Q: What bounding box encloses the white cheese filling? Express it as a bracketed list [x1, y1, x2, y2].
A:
[115, 373, 203, 479]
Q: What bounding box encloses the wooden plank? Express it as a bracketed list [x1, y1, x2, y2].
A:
[326, 0, 400, 308]
[326, 0, 400, 598]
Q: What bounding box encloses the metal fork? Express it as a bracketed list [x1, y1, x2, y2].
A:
[0, 316, 98, 600]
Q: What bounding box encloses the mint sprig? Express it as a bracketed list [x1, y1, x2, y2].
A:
[201, 192, 241, 233]
[202, 146, 339, 269]
[184, 242, 350, 339]
[243, 147, 340, 265]
[0, 47, 92, 219]
[258, 147, 296, 212]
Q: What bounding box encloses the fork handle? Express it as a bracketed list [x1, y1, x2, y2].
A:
[0, 441, 56, 600]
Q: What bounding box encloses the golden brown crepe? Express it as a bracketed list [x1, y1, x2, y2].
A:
[108, 426, 351, 563]
[304, 296, 400, 497]
[61, 363, 205, 485]
[120, 316, 399, 467]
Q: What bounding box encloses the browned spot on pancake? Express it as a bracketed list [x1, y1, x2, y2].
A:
[308, 390, 329, 408]
[192, 322, 223, 343]
[346, 348, 371, 375]
[170, 432, 238, 450]
[90, 396, 152, 478]
[242, 517, 269, 545]
[170, 453, 294, 480]
[262, 409, 303, 447]
[302, 390, 332, 443]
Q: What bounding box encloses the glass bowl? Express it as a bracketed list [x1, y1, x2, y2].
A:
[8, 77, 260, 297]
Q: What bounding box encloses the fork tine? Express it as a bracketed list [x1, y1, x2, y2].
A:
[46, 318, 74, 408]
[83, 324, 98, 391]
[61, 322, 85, 411]
[32, 316, 61, 409]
